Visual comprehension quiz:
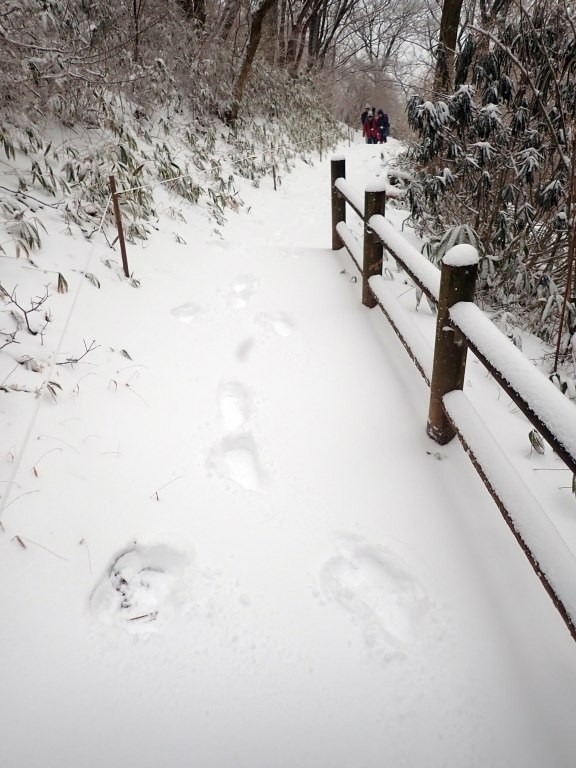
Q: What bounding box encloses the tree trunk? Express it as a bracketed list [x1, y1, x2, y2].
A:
[133, 0, 147, 62]
[219, 0, 242, 41]
[285, 0, 322, 73]
[274, 0, 288, 65]
[308, 9, 320, 61]
[434, 0, 464, 93]
[225, 0, 277, 126]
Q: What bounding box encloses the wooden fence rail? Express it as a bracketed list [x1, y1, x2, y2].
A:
[331, 157, 576, 642]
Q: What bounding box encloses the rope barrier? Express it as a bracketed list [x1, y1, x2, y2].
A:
[110, 134, 335, 197]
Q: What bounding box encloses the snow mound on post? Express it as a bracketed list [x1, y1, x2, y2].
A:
[443, 244, 479, 267]
[365, 180, 388, 193]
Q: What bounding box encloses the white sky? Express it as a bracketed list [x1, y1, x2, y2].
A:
[1, 136, 576, 768]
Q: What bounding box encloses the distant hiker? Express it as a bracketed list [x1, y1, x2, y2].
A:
[377, 110, 390, 143]
[363, 109, 379, 144]
[361, 103, 371, 126]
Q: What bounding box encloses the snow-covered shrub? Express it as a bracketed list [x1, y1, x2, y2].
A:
[407, 5, 576, 368]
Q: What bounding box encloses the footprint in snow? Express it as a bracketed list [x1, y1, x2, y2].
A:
[236, 337, 256, 362]
[320, 536, 429, 661]
[218, 380, 251, 431]
[206, 432, 263, 491]
[170, 302, 203, 324]
[211, 241, 248, 255]
[226, 274, 259, 309]
[257, 312, 295, 338]
[89, 541, 194, 634]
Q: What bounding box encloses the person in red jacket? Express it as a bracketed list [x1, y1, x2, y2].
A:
[362, 109, 379, 144]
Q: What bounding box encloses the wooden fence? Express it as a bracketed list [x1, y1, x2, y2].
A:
[331, 156, 576, 642]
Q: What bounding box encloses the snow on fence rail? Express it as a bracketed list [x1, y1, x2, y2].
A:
[330, 156, 576, 642]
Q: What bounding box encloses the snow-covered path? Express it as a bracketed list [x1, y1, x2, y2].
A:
[1, 139, 576, 768]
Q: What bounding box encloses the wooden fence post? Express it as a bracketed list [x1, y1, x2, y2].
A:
[427, 246, 479, 444]
[270, 142, 277, 191]
[109, 175, 130, 278]
[331, 157, 346, 250]
[362, 185, 386, 307]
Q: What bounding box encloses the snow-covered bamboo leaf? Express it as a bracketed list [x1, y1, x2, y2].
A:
[46, 381, 62, 401]
[84, 272, 100, 289]
[57, 273, 68, 294]
[528, 429, 545, 455]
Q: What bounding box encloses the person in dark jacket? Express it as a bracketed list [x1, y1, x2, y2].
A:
[376, 110, 390, 143]
[362, 109, 379, 144]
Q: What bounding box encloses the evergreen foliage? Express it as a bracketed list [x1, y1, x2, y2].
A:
[406, 3, 576, 368]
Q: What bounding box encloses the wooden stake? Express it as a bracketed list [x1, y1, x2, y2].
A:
[109, 175, 130, 278]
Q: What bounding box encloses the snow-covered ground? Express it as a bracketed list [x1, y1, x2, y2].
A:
[1, 135, 576, 768]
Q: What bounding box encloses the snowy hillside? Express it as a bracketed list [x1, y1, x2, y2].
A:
[1, 135, 576, 768]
